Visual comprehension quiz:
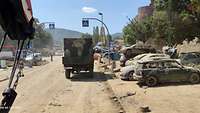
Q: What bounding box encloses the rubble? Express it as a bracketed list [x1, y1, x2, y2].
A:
[139, 105, 151, 113]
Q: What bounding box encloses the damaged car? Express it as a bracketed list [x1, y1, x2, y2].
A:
[134, 59, 200, 87]
[120, 44, 157, 67]
[179, 52, 200, 65]
[120, 53, 170, 81]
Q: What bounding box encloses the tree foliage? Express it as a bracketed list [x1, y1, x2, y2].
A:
[123, 0, 200, 46]
[0, 18, 53, 50]
[32, 18, 53, 49]
[93, 26, 100, 44]
[81, 33, 92, 39]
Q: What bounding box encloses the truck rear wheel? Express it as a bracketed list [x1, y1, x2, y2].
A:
[65, 70, 71, 79]
[89, 66, 94, 77]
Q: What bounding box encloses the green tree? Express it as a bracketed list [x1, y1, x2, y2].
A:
[123, 17, 154, 45]
[81, 33, 92, 39]
[33, 18, 53, 49]
[93, 26, 100, 44]
[123, 0, 200, 46]
[100, 26, 107, 45]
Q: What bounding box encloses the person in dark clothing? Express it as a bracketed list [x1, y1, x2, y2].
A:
[18, 60, 24, 77]
[50, 53, 53, 62]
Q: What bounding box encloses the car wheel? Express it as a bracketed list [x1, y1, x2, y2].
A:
[145, 76, 158, 87]
[189, 73, 200, 84]
[128, 71, 135, 81]
[65, 70, 71, 79]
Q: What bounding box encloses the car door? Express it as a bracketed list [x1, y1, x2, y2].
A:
[165, 61, 187, 82]
[157, 62, 171, 82]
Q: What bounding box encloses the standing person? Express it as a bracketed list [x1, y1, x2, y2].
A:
[18, 60, 24, 77]
[50, 52, 54, 62]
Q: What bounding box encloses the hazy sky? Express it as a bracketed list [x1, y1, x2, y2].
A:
[32, 0, 150, 34]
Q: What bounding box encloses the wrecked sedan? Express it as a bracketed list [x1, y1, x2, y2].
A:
[120, 44, 157, 67]
[179, 52, 200, 65]
[134, 59, 200, 87]
[120, 53, 170, 81]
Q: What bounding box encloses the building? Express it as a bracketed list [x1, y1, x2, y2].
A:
[136, 0, 154, 21]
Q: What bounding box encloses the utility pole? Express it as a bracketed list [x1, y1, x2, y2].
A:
[99, 12, 103, 28]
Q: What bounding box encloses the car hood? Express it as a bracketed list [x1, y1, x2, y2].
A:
[125, 60, 137, 66]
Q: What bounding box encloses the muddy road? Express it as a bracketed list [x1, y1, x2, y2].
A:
[1, 57, 200, 113]
[0, 57, 120, 113]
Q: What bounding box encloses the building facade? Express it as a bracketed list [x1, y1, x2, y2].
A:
[136, 0, 154, 21]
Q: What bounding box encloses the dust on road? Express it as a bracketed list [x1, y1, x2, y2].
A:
[0, 57, 119, 113]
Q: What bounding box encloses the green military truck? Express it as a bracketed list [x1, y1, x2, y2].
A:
[62, 38, 94, 79]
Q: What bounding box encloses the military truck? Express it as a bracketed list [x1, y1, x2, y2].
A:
[62, 38, 94, 79]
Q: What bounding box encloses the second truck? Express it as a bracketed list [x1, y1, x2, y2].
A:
[62, 38, 94, 79]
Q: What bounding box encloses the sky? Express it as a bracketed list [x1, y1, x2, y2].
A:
[32, 0, 150, 34]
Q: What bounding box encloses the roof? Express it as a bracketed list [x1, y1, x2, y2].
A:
[137, 58, 177, 64]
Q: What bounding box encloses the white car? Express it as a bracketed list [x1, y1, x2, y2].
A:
[121, 53, 170, 81]
[25, 53, 42, 61]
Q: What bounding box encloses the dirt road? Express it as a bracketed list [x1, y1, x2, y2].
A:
[1, 57, 200, 113]
[0, 57, 120, 113]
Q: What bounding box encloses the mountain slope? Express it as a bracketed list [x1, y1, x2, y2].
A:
[45, 28, 82, 41]
[112, 33, 123, 39]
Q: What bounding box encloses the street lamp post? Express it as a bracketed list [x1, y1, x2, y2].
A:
[82, 17, 112, 65]
[99, 12, 104, 27]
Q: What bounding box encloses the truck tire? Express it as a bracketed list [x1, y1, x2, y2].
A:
[89, 66, 94, 77]
[65, 70, 71, 79]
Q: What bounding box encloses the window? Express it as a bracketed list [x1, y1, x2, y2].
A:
[149, 62, 159, 69]
[165, 61, 181, 68]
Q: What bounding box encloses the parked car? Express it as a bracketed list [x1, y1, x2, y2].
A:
[120, 44, 157, 67]
[102, 51, 121, 63]
[179, 52, 200, 65]
[120, 53, 170, 81]
[93, 46, 103, 53]
[134, 59, 200, 87]
[25, 52, 42, 66]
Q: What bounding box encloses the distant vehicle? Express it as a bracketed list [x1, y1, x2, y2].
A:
[179, 52, 200, 65]
[120, 44, 157, 67]
[120, 53, 170, 81]
[33, 53, 42, 61]
[55, 51, 64, 56]
[102, 51, 120, 61]
[93, 45, 109, 54]
[62, 38, 94, 79]
[93, 46, 102, 53]
[0, 51, 14, 60]
[25, 52, 42, 66]
[134, 59, 200, 87]
[17, 50, 33, 59]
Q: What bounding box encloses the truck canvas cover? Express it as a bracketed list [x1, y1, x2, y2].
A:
[63, 38, 93, 66]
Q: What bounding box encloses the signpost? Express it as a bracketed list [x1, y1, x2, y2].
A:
[82, 19, 89, 27]
[49, 23, 55, 29]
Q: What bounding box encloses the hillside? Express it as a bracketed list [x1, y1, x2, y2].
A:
[45, 28, 82, 42]
[112, 33, 123, 39]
